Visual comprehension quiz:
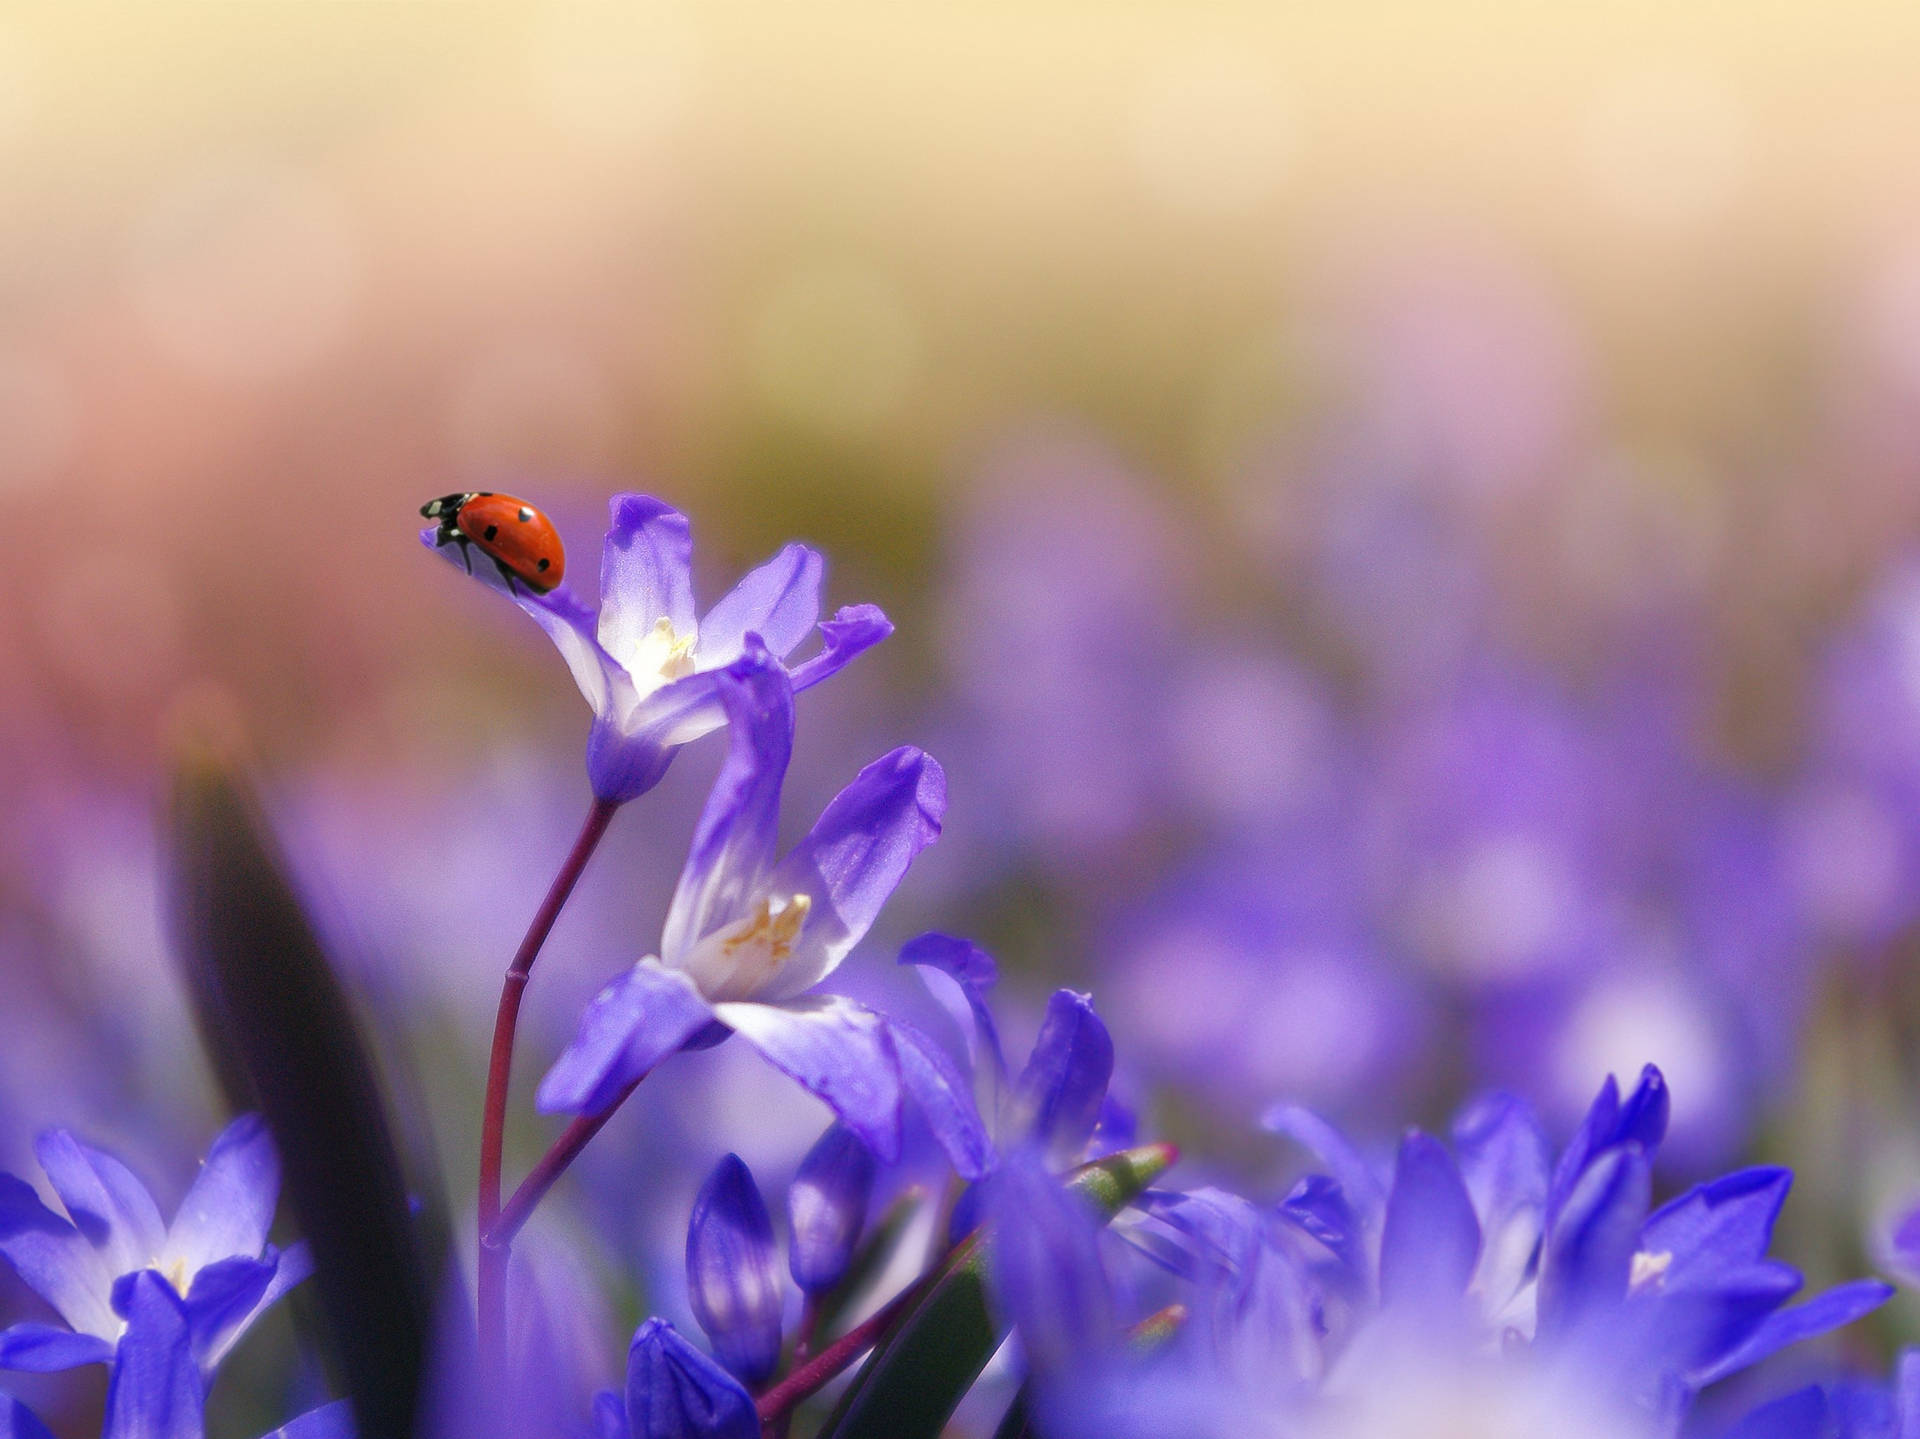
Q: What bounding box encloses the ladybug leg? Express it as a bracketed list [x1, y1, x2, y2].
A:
[494, 556, 521, 596]
[456, 535, 474, 575]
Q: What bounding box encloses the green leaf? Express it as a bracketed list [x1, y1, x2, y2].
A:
[168, 729, 437, 1439]
[817, 1143, 1176, 1439]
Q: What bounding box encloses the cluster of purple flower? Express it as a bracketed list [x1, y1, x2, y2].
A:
[931, 428, 1920, 1177]
[0, 493, 1912, 1438]
[1001, 1066, 1895, 1439]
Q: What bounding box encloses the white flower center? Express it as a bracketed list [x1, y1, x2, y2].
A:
[625, 615, 699, 698]
[679, 892, 813, 1002]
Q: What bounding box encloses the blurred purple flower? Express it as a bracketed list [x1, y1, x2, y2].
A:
[1484, 960, 1751, 1174]
[1787, 554, 1920, 944]
[1328, 241, 1584, 513]
[0, 1115, 308, 1378]
[984, 1150, 1115, 1378]
[423, 493, 889, 803]
[1162, 644, 1350, 837]
[1443, 696, 1802, 1164]
[285, 750, 649, 1035]
[935, 431, 1189, 866]
[1225, 241, 1582, 698]
[1103, 839, 1426, 1118]
[899, 936, 1116, 1175]
[1302, 455, 1495, 698]
[1367, 661, 1626, 986]
[1005, 1067, 1889, 1439]
[1722, 1351, 1920, 1439]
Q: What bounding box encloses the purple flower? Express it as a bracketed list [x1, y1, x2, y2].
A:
[423, 493, 890, 803]
[787, 1122, 876, 1294]
[1009, 992, 1116, 1167]
[594, 1318, 758, 1439]
[1001, 1068, 1890, 1438]
[1101, 838, 1425, 1120]
[1368, 660, 1622, 986]
[1265, 1068, 1886, 1389]
[933, 432, 1189, 864]
[536, 648, 986, 1173]
[899, 936, 1117, 1172]
[0, 1395, 50, 1439]
[1721, 1350, 1920, 1439]
[0, 1266, 353, 1439]
[1785, 553, 1920, 944]
[985, 1150, 1115, 1378]
[684, 1156, 782, 1386]
[0, 1115, 308, 1377]
[104, 1272, 202, 1439]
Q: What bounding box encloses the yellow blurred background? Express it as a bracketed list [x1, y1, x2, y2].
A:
[8, 0, 1920, 773]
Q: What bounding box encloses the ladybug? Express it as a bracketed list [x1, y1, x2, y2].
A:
[421, 491, 565, 594]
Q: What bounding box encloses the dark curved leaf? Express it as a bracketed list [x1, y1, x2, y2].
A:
[167, 731, 435, 1439]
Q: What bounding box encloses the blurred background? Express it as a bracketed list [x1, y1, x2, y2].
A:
[11, 0, 1920, 1427]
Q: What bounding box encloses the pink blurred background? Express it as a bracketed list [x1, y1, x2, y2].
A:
[7, 2, 1920, 783]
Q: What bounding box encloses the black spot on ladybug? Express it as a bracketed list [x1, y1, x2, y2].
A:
[484, 524, 499, 541]
[518, 508, 533, 522]
[537, 557, 551, 571]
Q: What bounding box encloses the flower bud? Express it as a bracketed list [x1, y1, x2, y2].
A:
[1012, 990, 1114, 1163]
[787, 1123, 877, 1293]
[623, 1317, 758, 1439]
[685, 1155, 783, 1385]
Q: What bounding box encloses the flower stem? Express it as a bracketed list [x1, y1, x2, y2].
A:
[477, 796, 619, 1367]
[754, 1271, 936, 1424]
[769, 1296, 823, 1439]
[484, 1074, 645, 1249]
[793, 1295, 823, 1364]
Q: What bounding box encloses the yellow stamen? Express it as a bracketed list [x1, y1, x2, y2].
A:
[723, 893, 811, 964]
[1628, 1249, 1672, 1293]
[653, 617, 698, 682]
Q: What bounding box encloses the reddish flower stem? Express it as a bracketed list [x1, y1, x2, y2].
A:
[477, 797, 619, 1369]
[793, 1295, 823, 1364]
[484, 1073, 645, 1249]
[754, 1270, 938, 1423]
